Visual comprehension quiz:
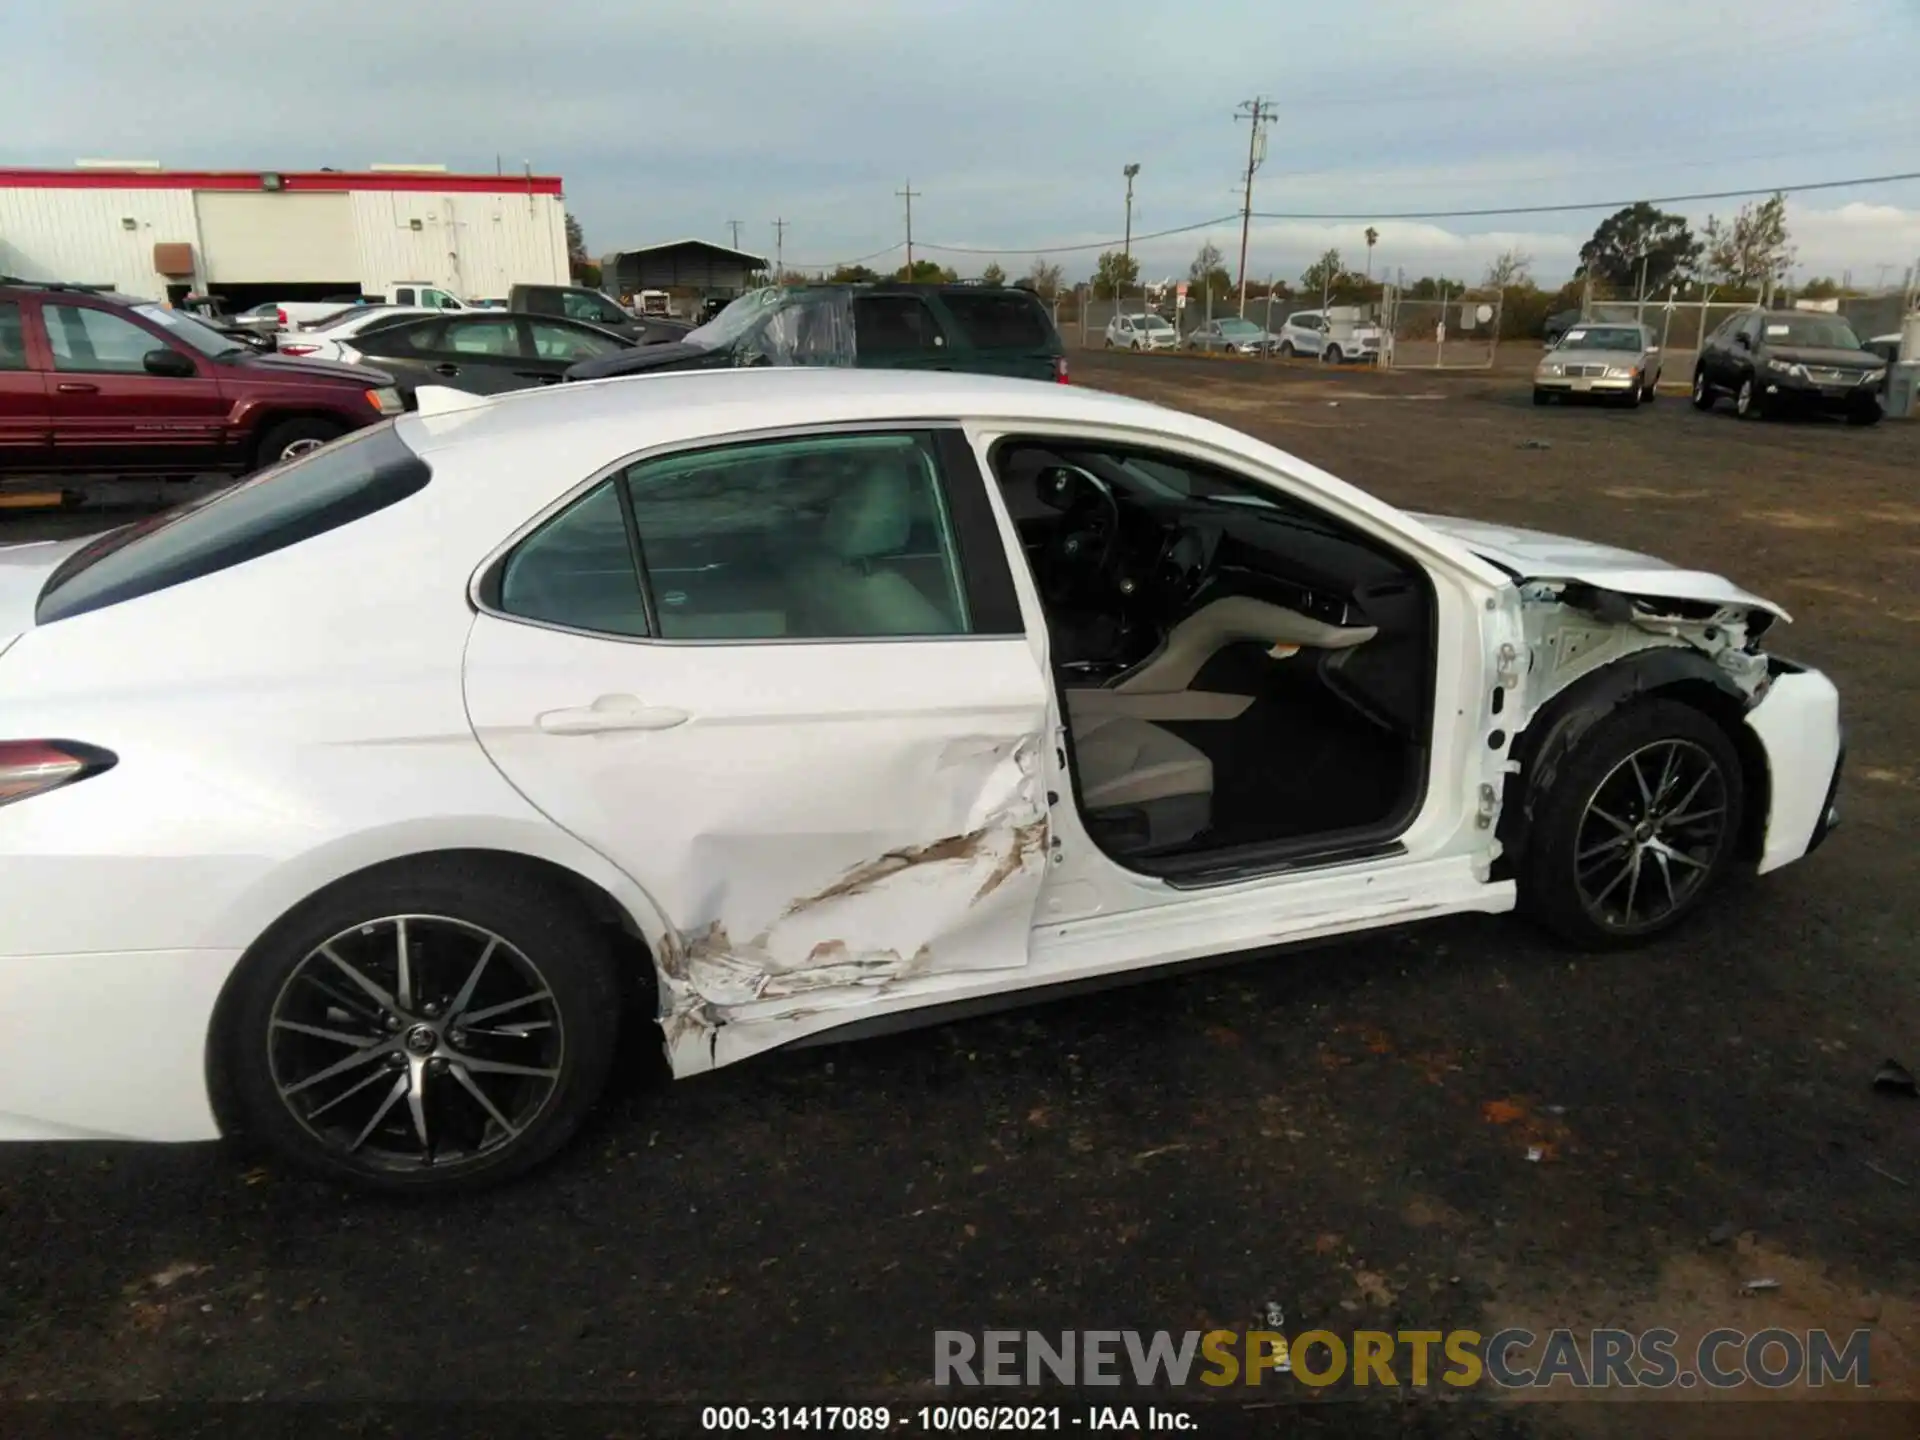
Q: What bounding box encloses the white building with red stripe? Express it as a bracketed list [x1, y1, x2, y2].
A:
[0, 163, 570, 306]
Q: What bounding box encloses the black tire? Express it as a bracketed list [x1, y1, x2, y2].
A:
[1517, 699, 1746, 950]
[1130, 341, 1141, 352]
[1324, 345, 1343, 364]
[1734, 376, 1763, 420]
[221, 856, 624, 1194]
[1846, 404, 1883, 427]
[1691, 370, 1714, 410]
[1641, 373, 1658, 404]
[1278, 341, 1296, 358]
[1532, 387, 1552, 406]
[255, 417, 346, 470]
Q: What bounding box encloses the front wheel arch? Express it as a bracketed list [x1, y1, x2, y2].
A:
[1495, 652, 1770, 882]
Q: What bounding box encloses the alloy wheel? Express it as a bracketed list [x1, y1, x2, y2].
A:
[1736, 379, 1755, 416]
[267, 914, 564, 1172]
[280, 437, 327, 460]
[1573, 739, 1729, 935]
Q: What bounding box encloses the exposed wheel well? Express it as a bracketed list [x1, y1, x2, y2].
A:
[1495, 663, 1772, 882]
[204, 848, 660, 1138]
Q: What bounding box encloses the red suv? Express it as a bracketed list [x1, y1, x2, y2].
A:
[0, 281, 403, 477]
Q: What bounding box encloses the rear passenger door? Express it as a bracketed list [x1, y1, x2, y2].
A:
[932, 291, 1061, 381]
[0, 300, 51, 469]
[462, 426, 1049, 1059]
[850, 293, 956, 372]
[387, 316, 535, 395]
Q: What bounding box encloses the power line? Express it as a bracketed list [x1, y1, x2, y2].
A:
[919, 213, 1241, 257]
[1250, 169, 1920, 222]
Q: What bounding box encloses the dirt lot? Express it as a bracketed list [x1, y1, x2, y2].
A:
[1, 357, 1916, 1437]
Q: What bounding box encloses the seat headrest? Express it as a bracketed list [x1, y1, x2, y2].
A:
[822, 461, 912, 561]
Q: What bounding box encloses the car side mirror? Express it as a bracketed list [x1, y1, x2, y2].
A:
[1733, 333, 1751, 349]
[143, 348, 196, 377]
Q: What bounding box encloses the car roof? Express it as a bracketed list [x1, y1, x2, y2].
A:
[405, 367, 1191, 461]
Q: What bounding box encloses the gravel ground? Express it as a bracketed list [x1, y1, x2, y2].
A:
[1, 359, 1915, 1437]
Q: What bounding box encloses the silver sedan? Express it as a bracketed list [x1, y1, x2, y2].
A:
[1185, 317, 1276, 355]
[1534, 322, 1661, 407]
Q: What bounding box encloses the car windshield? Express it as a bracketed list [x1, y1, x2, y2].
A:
[1762, 315, 1863, 350]
[1559, 326, 1644, 352]
[133, 304, 245, 357]
[1141, 316, 1173, 331]
[1218, 319, 1261, 335]
[683, 288, 787, 350]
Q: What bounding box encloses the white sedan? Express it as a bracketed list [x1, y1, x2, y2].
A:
[0, 371, 1842, 1192]
[273, 305, 438, 362]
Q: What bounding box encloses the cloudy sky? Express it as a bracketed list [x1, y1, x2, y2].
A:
[6, 0, 1919, 287]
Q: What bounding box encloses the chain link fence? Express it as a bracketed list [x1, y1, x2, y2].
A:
[1378, 287, 1503, 370]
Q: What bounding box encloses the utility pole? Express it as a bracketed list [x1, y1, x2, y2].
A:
[1233, 98, 1276, 317]
[727, 219, 743, 250]
[897, 182, 920, 277]
[1122, 163, 1140, 299]
[772, 218, 788, 279]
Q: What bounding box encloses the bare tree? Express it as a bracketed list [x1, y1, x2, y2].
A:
[1483, 246, 1534, 289]
[1703, 193, 1795, 292]
[1026, 257, 1065, 301]
[980, 261, 1007, 286]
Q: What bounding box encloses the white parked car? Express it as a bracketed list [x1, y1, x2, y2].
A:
[0, 371, 1842, 1192]
[1105, 312, 1179, 351]
[1276, 309, 1383, 363]
[273, 305, 439, 362]
[1185, 317, 1276, 355]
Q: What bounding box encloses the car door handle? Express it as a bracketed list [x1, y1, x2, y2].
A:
[55, 382, 99, 394]
[536, 695, 690, 734]
[431, 363, 460, 376]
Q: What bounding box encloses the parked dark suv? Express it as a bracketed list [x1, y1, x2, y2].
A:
[1692, 308, 1886, 425]
[0, 281, 402, 475]
[564, 283, 1070, 385]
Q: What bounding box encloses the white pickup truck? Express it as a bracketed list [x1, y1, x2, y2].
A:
[275, 284, 468, 332]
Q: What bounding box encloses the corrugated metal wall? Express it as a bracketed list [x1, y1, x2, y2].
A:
[0, 184, 569, 301]
[0, 187, 200, 296]
[348, 190, 569, 301]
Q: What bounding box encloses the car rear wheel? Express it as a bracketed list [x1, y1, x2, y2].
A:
[221, 857, 624, 1193]
[256, 417, 346, 470]
[1691, 371, 1714, 410]
[1735, 377, 1763, 419]
[1517, 699, 1744, 949]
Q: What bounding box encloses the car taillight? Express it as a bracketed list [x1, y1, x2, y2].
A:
[0, 740, 116, 807]
[276, 308, 288, 327]
[279, 343, 319, 357]
[1054, 356, 1070, 384]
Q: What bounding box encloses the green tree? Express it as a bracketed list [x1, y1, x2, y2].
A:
[1092, 250, 1140, 299]
[564, 210, 587, 260]
[829, 264, 878, 283]
[980, 261, 1007, 286]
[1576, 203, 1700, 295]
[1300, 248, 1346, 296]
[1703, 193, 1794, 290]
[1026, 258, 1064, 300]
[895, 259, 960, 283]
[1799, 276, 1843, 300]
[1188, 240, 1232, 301]
[1363, 226, 1379, 279]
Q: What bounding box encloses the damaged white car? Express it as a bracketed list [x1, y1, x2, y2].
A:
[0, 371, 1842, 1191]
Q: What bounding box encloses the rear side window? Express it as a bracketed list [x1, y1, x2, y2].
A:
[36, 425, 429, 624]
[851, 296, 946, 357]
[0, 302, 25, 369]
[939, 292, 1052, 351]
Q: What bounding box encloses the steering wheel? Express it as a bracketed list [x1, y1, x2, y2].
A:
[1039, 465, 1122, 604]
[1151, 523, 1213, 608]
